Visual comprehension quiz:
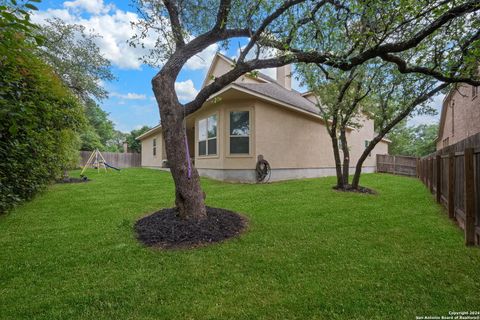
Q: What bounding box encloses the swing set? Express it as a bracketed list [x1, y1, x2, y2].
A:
[80, 149, 121, 177]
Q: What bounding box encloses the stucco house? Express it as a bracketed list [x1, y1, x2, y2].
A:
[138, 53, 389, 182]
[436, 83, 480, 150]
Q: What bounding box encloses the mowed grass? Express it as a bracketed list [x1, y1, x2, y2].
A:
[1, 168, 479, 320]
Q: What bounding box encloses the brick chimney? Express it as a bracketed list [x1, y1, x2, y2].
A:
[276, 65, 291, 90]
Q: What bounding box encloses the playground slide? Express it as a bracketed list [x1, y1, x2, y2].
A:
[104, 163, 121, 171]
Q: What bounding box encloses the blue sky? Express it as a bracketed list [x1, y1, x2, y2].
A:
[34, 0, 442, 132]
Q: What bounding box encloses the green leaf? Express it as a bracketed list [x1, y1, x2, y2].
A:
[25, 4, 38, 11]
[9, 124, 18, 135]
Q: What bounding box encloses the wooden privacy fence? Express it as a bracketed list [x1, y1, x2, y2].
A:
[418, 132, 480, 246]
[376, 154, 417, 176]
[79, 151, 141, 168]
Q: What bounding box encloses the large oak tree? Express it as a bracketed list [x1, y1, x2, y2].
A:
[130, 0, 480, 219]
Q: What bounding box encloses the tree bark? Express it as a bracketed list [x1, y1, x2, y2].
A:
[330, 132, 344, 188]
[152, 72, 207, 220]
[339, 127, 350, 186]
[351, 138, 378, 189]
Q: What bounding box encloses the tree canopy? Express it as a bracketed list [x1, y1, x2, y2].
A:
[129, 0, 480, 219]
[36, 18, 115, 102]
[388, 122, 439, 157]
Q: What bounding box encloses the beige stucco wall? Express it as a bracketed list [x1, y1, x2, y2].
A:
[255, 102, 387, 169]
[140, 131, 166, 167]
[254, 100, 332, 168]
[437, 84, 480, 150]
[189, 93, 389, 170]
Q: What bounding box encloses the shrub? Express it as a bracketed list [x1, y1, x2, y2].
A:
[0, 33, 85, 213]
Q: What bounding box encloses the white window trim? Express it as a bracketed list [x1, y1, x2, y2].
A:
[197, 112, 219, 158]
[226, 107, 254, 158]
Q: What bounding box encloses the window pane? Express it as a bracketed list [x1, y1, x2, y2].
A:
[153, 138, 156, 147]
[230, 111, 249, 136]
[199, 141, 206, 156]
[198, 119, 207, 141]
[230, 137, 249, 154]
[153, 147, 156, 156]
[208, 138, 217, 155]
[207, 115, 217, 138]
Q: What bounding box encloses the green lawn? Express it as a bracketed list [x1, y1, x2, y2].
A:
[1, 169, 479, 319]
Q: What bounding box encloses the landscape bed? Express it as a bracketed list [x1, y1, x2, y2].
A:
[0, 168, 479, 319]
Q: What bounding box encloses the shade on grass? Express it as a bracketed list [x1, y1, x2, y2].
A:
[0, 168, 479, 319]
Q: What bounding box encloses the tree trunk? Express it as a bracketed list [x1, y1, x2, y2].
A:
[339, 128, 349, 186]
[330, 133, 344, 188]
[152, 73, 207, 220]
[351, 136, 381, 189]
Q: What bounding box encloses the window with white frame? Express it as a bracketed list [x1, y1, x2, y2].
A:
[153, 138, 157, 156]
[229, 111, 250, 154]
[198, 114, 217, 156]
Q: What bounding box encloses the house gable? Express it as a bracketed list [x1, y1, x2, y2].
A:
[201, 53, 269, 89]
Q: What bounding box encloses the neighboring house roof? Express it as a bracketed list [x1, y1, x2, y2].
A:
[136, 124, 162, 141]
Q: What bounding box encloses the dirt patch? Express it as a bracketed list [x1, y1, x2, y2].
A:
[332, 184, 377, 194]
[135, 207, 248, 249]
[56, 177, 89, 184]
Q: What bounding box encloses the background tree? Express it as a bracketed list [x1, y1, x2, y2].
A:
[36, 18, 115, 102]
[299, 62, 382, 189]
[34, 18, 123, 152]
[131, 0, 480, 220]
[125, 126, 151, 153]
[388, 121, 439, 157]
[80, 99, 119, 151]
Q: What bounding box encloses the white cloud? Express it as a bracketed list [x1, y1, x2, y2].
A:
[111, 92, 147, 100]
[33, 7, 149, 69]
[64, 0, 114, 15]
[175, 80, 198, 102]
[185, 44, 219, 71]
[32, 2, 220, 71]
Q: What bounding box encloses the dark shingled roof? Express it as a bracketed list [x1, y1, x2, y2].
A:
[235, 82, 320, 115]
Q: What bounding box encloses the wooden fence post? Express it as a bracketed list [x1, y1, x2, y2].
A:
[429, 157, 434, 193]
[424, 158, 427, 185]
[424, 158, 428, 186]
[464, 148, 475, 246]
[416, 158, 419, 178]
[423, 158, 425, 184]
[448, 153, 455, 220]
[436, 155, 441, 203]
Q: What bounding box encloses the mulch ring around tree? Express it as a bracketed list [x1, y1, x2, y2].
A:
[55, 177, 89, 184]
[135, 207, 248, 249]
[332, 184, 377, 195]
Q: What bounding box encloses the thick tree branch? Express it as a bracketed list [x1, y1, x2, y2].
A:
[213, 0, 232, 31]
[163, 0, 185, 48]
[380, 53, 480, 86]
